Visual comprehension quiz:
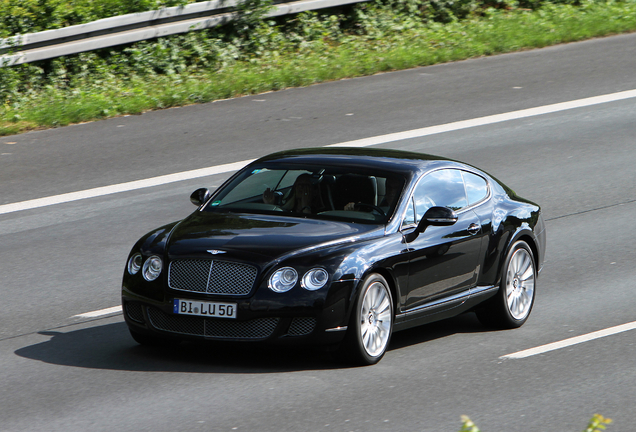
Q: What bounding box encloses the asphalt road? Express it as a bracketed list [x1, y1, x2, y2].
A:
[1, 33, 635, 432]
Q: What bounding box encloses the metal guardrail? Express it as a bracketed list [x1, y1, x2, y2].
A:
[0, 0, 367, 67]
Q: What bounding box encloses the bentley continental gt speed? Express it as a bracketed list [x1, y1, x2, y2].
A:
[122, 148, 546, 365]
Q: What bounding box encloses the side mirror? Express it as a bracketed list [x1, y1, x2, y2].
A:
[405, 206, 458, 243]
[190, 188, 211, 207]
[420, 206, 458, 229]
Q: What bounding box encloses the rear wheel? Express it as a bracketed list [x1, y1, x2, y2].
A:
[341, 273, 393, 365]
[477, 240, 536, 329]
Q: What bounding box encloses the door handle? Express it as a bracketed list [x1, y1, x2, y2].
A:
[467, 223, 481, 235]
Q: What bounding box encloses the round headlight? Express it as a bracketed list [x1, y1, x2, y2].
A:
[269, 267, 298, 293]
[302, 268, 329, 291]
[142, 255, 163, 281]
[127, 253, 142, 275]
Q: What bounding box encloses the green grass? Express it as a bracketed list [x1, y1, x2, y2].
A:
[2, 0, 636, 136]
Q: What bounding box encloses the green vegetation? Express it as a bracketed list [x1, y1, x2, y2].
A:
[0, 0, 192, 35]
[459, 414, 613, 431]
[1, 0, 636, 136]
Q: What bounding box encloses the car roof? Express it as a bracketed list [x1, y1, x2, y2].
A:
[253, 147, 465, 177]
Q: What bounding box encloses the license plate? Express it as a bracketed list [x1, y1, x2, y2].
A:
[173, 299, 237, 319]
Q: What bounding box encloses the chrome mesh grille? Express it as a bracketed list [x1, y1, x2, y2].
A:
[147, 307, 278, 340]
[169, 260, 209, 293]
[148, 308, 204, 336]
[168, 259, 257, 295]
[205, 318, 279, 339]
[287, 317, 317, 336]
[125, 303, 144, 323]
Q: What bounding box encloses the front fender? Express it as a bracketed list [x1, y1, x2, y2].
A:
[122, 221, 180, 302]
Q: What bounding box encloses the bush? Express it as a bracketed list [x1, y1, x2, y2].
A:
[459, 414, 613, 432]
[0, 0, 193, 36]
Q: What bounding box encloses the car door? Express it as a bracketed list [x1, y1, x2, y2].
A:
[401, 169, 486, 312]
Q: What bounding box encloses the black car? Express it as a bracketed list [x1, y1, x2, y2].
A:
[122, 148, 546, 365]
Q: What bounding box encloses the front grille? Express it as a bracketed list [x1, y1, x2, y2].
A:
[168, 259, 257, 295]
[147, 307, 279, 340]
[287, 317, 317, 336]
[125, 303, 144, 323]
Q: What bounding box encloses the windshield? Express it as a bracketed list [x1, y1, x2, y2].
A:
[203, 165, 405, 224]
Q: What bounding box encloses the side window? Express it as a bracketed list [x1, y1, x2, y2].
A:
[412, 169, 467, 222]
[462, 171, 489, 206]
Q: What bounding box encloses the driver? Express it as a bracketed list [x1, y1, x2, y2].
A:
[264, 174, 322, 214]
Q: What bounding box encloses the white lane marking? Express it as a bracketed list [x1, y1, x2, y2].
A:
[327, 89, 636, 147]
[501, 321, 636, 359]
[2, 89, 636, 217]
[73, 305, 122, 319]
[0, 159, 253, 216]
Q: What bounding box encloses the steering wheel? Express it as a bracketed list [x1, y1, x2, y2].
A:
[354, 203, 386, 216]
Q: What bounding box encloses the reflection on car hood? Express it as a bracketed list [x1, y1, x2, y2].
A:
[166, 211, 382, 263]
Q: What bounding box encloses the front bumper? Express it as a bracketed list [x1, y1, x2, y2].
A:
[122, 279, 355, 346]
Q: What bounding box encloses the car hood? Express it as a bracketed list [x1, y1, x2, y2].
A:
[166, 211, 382, 265]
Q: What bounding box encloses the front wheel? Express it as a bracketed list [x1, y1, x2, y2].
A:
[476, 240, 536, 329]
[341, 273, 393, 365]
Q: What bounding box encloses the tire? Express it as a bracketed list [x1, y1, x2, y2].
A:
[341, 273, 393, 365]
[477, 240, 536, 329]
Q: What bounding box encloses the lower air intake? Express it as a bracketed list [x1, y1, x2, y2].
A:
[125, 303, 145, 323]
[287, 317, 317, 336]
[147, 307, 279, 340]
